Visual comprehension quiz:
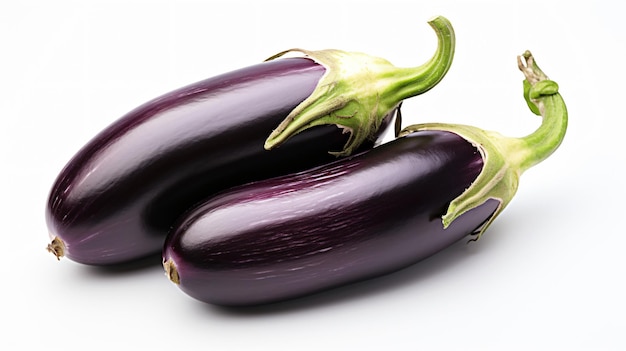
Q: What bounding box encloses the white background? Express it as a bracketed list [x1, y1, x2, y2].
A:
[2, 0, 625, 350]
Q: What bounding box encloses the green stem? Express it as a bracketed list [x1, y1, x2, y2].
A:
[263, 16, 456, 157]
[515, 51, 568, 172]
[387, 16, 456, 102]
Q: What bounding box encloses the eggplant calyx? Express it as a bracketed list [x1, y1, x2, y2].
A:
[399, 51, 567, 239]
[163, 259, 180, 285]
[46, 236, 65, 260]
[264, 15, 455, 157]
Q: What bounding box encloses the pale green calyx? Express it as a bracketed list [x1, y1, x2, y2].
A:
[264, 15, 456, 157]
[399, 51, 567, 239]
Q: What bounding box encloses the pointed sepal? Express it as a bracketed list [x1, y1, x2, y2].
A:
[264, 16, 456, 157]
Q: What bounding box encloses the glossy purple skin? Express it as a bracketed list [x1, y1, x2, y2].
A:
[164, 130, 500, 306]
[46, 57, 392, 265]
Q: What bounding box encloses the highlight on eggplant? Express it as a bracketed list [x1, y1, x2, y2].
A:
[46, 16, 456, 265]
[162, 51, 567, 306]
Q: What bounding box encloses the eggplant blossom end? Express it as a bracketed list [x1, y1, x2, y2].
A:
[264, 15, 456, 157]
[47, 236, 65, 260]
[163, 259, 180, 285]
[399, 51, 567, 240]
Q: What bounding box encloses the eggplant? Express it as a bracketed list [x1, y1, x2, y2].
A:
[162, 51, 567, 306]
[46, 17, 456, 265]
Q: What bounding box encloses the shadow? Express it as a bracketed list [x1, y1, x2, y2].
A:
[80, 252, 164, 277]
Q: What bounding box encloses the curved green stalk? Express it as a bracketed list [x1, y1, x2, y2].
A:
[516, 52, 567, 172]
[399, 51, 567, 239]
[264, 15, 456, 157]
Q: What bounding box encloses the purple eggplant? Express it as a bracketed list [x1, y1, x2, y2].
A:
[162, 51, 567, 306]
[46, 17, 456, 265]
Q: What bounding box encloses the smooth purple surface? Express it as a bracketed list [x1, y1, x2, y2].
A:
[164, 130, 499, 306]
[46, 57, 392, 265]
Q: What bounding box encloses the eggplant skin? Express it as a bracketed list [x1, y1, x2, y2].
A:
[163, 130, 499, 306]
[46, 57, 392, 265]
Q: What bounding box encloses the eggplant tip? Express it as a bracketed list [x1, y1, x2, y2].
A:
[163, 259, 180, 285]
[46, 236, 65, 260]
